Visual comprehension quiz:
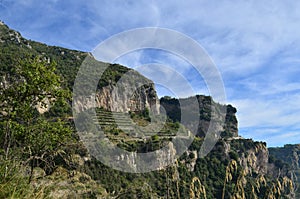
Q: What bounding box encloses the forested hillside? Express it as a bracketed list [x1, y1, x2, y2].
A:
[0, 21, 296, 198]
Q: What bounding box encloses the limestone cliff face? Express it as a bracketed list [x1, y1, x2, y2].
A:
[225, 139, 294, 180]
[72, 60, 160, 114]
[73, 79, 160, 114]
[96, 79, 160, 114]
[115, 142, 177, 172]
[238, 142, 269, 175]
[197, 139, 269, 175]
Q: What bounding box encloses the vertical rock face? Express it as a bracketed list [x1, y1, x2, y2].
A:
[73, 61, 160, 114]
[114, 142, 177, 172]
[96, 80, 160, 114]
[225, 105, 238, 137]
[95, 65, 160, 114]
[160, 95, 238, 137]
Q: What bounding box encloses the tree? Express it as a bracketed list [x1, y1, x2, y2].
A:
[24, 118, 72, 181]
[0, 56, 72, 180]
[1, 56, 61, 120]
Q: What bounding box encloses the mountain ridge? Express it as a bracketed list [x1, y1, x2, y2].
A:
[0, 21, 297, 198]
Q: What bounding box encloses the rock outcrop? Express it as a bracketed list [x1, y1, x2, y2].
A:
[72, 57, 160, 114]
[96, 74, 160, 114]
[269, 144, 300, 196]
[160, 95, 238, 138]
[1, 21, 296, 198]
[238, 141, 268, 175]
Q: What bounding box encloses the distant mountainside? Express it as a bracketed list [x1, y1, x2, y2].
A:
[0, 21, 296, 198]
[269, 144, 300, 196]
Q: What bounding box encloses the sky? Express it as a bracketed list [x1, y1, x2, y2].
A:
[1, 0, 300, 147]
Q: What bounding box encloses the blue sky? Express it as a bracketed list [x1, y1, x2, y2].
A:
[1, 0, 300, 147]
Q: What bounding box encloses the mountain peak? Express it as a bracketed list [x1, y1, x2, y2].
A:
[0, 21, 23, 44]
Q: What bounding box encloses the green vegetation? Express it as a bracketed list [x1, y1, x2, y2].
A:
[80, 139, 294, 198]
[93, 108, 183, 152]
[0, 56, 73, 181]
[0, 22, 296, 198]
[269, 144, 300, 197]
[0, 160, 46, 199]
[160, 95, 238, 138]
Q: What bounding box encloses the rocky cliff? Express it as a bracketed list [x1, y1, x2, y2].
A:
[0, 21, 295, 198]
[269, 144, 300, 197]
[72, 60, 160, 114]
[226, 139, 269, 175]
[160, 95, 238, 138]
[0, 21, 160, 115]
[96, 80, 159, 113]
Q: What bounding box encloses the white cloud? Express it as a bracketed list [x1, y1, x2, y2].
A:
[115, 49, 210, 97]
[231, 95, 300, 129]
[147, 1, 300, 77]
[243, 127, 300, 147]
[2, 0, 300, 146]
[138, 65, 196, 97]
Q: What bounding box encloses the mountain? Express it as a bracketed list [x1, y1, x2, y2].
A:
[0, 21, 296, 198]
[0, 21, 159, 115]
[269, 144, 300, 196]
[160, 95, 238, 138]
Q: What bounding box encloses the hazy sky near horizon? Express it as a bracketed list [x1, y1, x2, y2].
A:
[1, 0, 300, 147]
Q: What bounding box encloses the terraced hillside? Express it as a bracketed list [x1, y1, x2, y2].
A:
[0, 21, 296, 198]
[92, 108, 190, 152]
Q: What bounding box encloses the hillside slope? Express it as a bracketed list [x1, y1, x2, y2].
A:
[0, 21, 159, 115]
[0, 21, 296, 198]
[269, 144, 300, 197]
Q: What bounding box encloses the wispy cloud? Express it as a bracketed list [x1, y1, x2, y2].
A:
[1, 0, 300, 146]
[242, 127, 300, 147]
[115, 49, 209, 97]
[231, 93, 300, 146]
[232, 96, 300, 129]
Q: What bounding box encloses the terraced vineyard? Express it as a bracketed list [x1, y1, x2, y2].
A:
[95, 108, 135, 134]
[93, 108, 190, 152]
